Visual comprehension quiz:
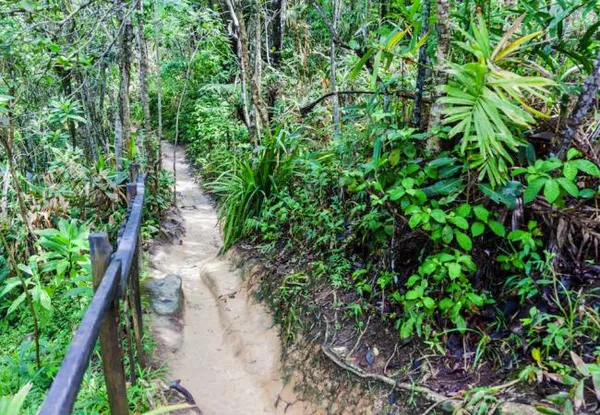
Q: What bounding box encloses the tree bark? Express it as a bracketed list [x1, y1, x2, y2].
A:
[136, 0, 154, 177]
[556, 48, 600, 159]
[426, 0, 451, 151]
[225, 0, 251, 133]
[115, 0, 132, 171]
[271, 0, 286, 67]
[412, 0, 432, 129]
[239, 0, 269, 138]
[154, 0, 163, 168]
[330, 0, 341, 136]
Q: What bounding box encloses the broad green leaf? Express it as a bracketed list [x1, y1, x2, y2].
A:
[556, 178, 578, 197]
[455, 230, 472, 251]
[430, 209, 446, 223]
[449, 216, 469, 230]
[523, 177, 547, 203]
[473, 206, 490, 223]
[471, 221, 485, 237]
[544, 179, 560, 203]
[442, 225, 454, 244]
[422, 297, 435, 310]
[488, 220, 506, 237]
[448, 262, 461, 279]
[574, 159, 600, 176]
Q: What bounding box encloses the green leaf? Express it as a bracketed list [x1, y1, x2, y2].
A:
[574, 159, 600, 176]
[405, 290, 420, 300]
[408, 213, 422, 229]
[473, 205, 489, 223]
[534, 407, 562, 415]
[449, 216, 469, 230]
[456, 203, 471, 217]
[563, 161, 578, 181]
[524, 177, 546, 203]
[592, 373, 600, 401]
[471, 221, 485, 237]
[430, 209, 446, 223]
[570, 352, 589, 376]
[488, 220, 506, 237]
[556, 178, 578, 197]
[455, 230, 472, 251]
[448, 262, 461, 279]
[422, 297, 435, 310]
[544, 179, 560, 203]
[442, 225, 454, 244]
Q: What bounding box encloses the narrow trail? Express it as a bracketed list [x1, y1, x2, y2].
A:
[148, 142, 310, 415]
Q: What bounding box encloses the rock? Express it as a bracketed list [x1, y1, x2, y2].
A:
[145, 274, 183, 315]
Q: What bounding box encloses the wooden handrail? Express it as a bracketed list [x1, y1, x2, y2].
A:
[39, 173, 147, 415]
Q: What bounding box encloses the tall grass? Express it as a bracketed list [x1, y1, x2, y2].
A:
[207, 127, 299, 251]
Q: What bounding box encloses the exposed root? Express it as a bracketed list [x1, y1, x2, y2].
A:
[321, 346, 538, 415]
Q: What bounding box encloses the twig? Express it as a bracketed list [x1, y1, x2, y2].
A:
[347, 315, 371, 358]
[384, 342, 399, 375]
[422, 398, 456, 415]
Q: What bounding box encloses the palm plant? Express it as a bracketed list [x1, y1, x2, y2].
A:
[439, 16, 555, 187]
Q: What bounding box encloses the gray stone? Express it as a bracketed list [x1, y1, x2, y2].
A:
[145, 274, 183, 315]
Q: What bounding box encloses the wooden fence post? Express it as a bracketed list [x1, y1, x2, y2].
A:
[126, 183, 145, 367]
[90, 233, 129, 415]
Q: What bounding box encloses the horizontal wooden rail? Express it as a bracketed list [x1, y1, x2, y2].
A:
[39, 170, 146, 415]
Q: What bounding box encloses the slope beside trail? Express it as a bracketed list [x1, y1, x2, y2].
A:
[148, 142, 311, 415]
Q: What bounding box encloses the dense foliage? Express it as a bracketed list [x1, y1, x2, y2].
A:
[176, 0, 600, 413]
[2, 0, 600, 412]
[0, 0, 173, 412]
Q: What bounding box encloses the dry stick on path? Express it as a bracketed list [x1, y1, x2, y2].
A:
[172, 41, 201, 207]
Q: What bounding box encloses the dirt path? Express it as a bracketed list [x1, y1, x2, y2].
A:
[148, 142, 308, 415]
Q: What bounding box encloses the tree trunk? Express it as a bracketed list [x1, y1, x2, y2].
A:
[154, 0, 163, 168]
[1, 165, 8, 215]
[330, 0, 341, 136]
[225, 0, 251, 133]
[426, 0, 451, 151]
[412, 0, 432, 129]
[238, 0, 269, 139]
[115, 0, 132, 171]
[556, 48, 600, 159]
[271, 0, 286, 67]
[136, 0, 154, 177]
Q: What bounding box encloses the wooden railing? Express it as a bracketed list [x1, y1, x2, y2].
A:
[39, 167, 146, 415]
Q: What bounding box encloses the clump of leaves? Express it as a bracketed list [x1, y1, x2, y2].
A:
[440, 16, 554, 187]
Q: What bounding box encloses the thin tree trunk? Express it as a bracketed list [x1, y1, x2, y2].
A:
[556, 48, 600, 159]
[116, 0, 132, 171]
[236, 0, 269, 139]
[1, 165, 8, 215]
[330, 0, 341, 136]
[426, 0, 451, 151]
[154, 0, 163, 169]
[412, 0, 432, 129]
[136, 0, 154, 178]
[271, 0, 286, 67]
[225, 0, 251, 132]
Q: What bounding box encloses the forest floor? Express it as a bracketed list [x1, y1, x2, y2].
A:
[146, 142, 311, 415]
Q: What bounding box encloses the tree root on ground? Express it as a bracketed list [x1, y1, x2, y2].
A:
[321, 346, 538, 415]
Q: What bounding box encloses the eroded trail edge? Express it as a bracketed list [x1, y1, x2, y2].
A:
[148, 142, 306, 415]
